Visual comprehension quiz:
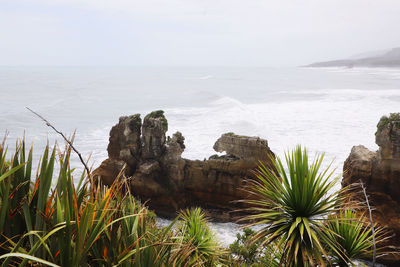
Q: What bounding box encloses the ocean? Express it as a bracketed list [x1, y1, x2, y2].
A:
[1, 66, 400, 245]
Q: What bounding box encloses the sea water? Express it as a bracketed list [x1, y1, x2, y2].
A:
[1, 66, 400, 246]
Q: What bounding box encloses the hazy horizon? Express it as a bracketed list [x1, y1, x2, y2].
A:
[1, 0, 400, 67]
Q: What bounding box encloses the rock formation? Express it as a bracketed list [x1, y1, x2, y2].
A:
[93, 111, 275, 221]
[342, 113, 400, 265]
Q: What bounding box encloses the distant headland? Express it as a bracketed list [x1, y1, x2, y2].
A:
[305, 47, 400, 68]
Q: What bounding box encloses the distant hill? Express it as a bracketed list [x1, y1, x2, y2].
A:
[306, 47, 400, 68]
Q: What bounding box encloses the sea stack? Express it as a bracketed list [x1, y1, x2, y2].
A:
[93, 111, 276, 221]
[342, 113, 400, 265]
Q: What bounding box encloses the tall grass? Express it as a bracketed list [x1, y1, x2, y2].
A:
[0, 138, 223, 266]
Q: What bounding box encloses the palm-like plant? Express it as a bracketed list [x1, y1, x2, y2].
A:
[176, 207, 224, 266]
[325, 209, 389, 266]
[241, 146, 342, 266]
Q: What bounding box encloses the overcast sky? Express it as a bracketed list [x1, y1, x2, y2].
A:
[1, 0, 400, 66]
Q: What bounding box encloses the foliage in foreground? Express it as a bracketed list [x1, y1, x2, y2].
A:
[176, 208, 224, 266]
[325, 209, 389, 266]
[240, 145, 389, 266]
[0, 137, 390, 266]
[229, 228, 262, 265]
[229, 228, 281, 267]
[0, 138, 223, 266]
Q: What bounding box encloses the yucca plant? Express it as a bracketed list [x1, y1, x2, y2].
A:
[176, 207, 224, 266]
[241, 146, 342, 266]
[324, 209, 389, 266]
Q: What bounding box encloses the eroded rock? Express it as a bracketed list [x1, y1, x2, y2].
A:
[141, 110, 167, 160]
[108, 114, 141, 166]
[342, 113, 400, 265]
[342, 145, 376, 187]
[93, 112, 275, 221]
[92, 158, 128, 186]
[213, 133, 274, 162]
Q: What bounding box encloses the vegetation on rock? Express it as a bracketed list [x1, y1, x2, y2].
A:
[376, 112, 400, 134]
[144, 110, 168, 131]
[168, 131, 185, 149]
[127, 113, 142, 131]
[223, 132, 247, 138]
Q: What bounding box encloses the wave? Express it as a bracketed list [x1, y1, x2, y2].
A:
[198, 75, 213, 80]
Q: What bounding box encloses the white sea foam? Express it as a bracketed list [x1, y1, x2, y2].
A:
[198, 75, 214, 80]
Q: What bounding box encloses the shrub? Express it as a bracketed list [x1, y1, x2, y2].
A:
[229, 228, 264, 265]
[239, 146, 391, 266]
[324, 209, 389, 266]
[241, 146, 341, 266]
[176, 207, 224, 266]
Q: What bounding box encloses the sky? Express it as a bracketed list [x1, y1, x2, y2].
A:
[1, 0, 400, 67]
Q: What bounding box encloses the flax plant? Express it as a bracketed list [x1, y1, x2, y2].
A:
[0, 137, 228, 266]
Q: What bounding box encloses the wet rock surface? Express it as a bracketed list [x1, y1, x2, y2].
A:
[342, 113, 400, 266]
[93, 111, 275, 221]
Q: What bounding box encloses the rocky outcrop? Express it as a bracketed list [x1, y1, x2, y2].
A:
[213, 133, 272, 162]
[107, 114, 142, 167]
[93, 111, 275, 221]
[141, 111, 168, 160]
[342, 113, 400, 265]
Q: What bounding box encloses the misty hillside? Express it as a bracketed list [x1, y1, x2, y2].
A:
[307, 47, 400, 68]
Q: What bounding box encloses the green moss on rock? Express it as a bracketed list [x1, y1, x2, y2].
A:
[376, 113, 400, 135]
[173, 131, 185, 149]
[167, 131, 185, 149]
[127, 114, 142, 131]
[144, 110, 168, 131]
[224, 132, 247, 138]
[208, 154, 240, 161]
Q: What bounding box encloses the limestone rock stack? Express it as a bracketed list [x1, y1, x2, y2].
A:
[93, 111, 275, 221]
[342, 113, 400, 265]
